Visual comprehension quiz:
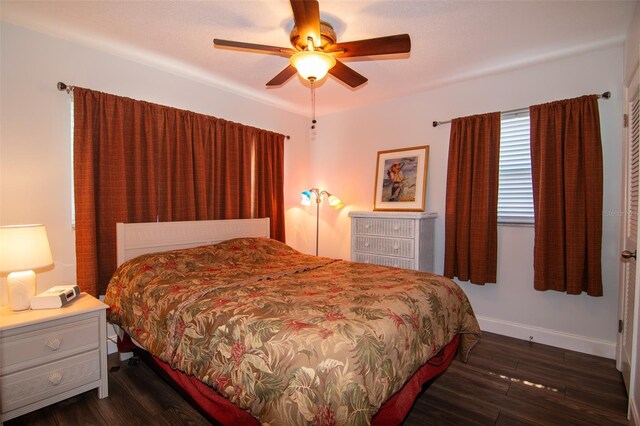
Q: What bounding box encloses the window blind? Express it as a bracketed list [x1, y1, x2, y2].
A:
[498, 110, 534, 224]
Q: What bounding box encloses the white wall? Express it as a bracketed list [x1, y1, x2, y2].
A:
[311, 46, 624, 358]
[625, 2, 640, 84]
[0, 23, 313, 299]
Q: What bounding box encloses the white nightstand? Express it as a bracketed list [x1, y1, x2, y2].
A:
[0, 293, 108, 422]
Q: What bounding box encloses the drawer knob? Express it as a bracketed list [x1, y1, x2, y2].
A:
[364, 242, 370, 247]
[365, 224, 370, 229]
[393, 226, 399, 231]
[48, 371, 63, 385]
[46, 337, 62, 351]
[393, 245, 399, 250]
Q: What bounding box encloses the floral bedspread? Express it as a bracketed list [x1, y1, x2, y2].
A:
[105, 237, 480, 425]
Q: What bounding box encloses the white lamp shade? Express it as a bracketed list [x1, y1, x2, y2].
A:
[290, 51, 336, 81]
[0, 224, 53, 273]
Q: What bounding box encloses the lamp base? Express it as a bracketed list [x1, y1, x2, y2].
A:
[7, 270, 36, 311]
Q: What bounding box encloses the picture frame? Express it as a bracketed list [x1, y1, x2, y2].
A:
[373, 145, 429, 211]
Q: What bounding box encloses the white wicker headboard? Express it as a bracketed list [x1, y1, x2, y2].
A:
[116, 218, 271, 266]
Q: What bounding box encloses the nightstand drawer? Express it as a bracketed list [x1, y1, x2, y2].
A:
[353, 253, 415, 270]
[1, 350, 100, 413]
[0, 317, 99, 375]
[352, 218, 414, 237]
[353, 235, 414, 258]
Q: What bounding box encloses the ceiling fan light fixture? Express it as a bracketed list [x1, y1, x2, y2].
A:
[290, 51, 336, 81]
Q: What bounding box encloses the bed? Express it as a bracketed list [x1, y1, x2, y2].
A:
[105, 219, 480, 425]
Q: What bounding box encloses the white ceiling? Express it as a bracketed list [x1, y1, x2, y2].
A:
[1, 0, 637, 117]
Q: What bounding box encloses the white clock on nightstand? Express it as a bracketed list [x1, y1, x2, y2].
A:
[0, 292, 108, 422]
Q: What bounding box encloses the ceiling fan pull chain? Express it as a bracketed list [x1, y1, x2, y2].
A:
[310, 78, 317, 129]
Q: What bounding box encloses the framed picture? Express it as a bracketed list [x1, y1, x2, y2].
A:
[373, 145, 429, 211]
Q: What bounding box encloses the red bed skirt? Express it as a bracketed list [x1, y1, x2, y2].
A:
[132, 334, 460, 425]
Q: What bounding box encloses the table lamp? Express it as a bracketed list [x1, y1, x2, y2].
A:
[0, 224, 53, 311]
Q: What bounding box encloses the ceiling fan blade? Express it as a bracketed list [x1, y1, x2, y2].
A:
[329, 60, 368, 88]
[327, 34, 411, 58]
[213, 39, 296, 56]
[290, 0, 321, 48]
[266, 65, 298, 86]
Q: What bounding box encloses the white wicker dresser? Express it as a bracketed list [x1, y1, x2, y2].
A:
[349, 211, 437, 272]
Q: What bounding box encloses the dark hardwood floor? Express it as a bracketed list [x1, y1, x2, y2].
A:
[6, 331, 629, 425]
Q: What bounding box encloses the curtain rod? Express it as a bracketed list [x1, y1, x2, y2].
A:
[432, 91, 611, 128]
[56, 82, 291, 140]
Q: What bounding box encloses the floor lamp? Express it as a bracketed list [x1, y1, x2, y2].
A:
[301, 188, 344, 256]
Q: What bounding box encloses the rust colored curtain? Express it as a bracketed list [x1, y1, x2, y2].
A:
[254, 130, 286, 242]
[74, 88, 159, 297]
[444, 112, 501, 284]
[530, 95, 603, 296]
[74, 88, 286, 296]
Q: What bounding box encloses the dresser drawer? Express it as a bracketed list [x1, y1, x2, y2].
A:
[353, 253, 415, 270]
[353, 235, 414, 258]
[1, 350, 100, 413]
[352, 218, 414, 237]
[0, 317, 99, 375]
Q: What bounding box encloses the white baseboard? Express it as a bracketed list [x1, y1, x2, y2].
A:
[477, 315, 616, 359]
[106, 322, 134, 360]
[107, 323, 118, 354]
[104, 315, 617, 358]
[107, 333, 118, 354]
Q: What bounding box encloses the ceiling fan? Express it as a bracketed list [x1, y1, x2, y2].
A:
[213, 0, 411, 89]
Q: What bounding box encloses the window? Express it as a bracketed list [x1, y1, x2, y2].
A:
[498, 109, 534, 224]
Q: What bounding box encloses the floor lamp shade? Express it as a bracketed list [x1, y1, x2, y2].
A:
[0, 224, 53, 311]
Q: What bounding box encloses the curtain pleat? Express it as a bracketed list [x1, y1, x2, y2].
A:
[530, 95, 603, 296]
[74, 88, 286, 296]
[212, 121, 252, 219]
[254, 131, 286, 242]
[157, 109, 212, 222]
[444, 112, 501, 285]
